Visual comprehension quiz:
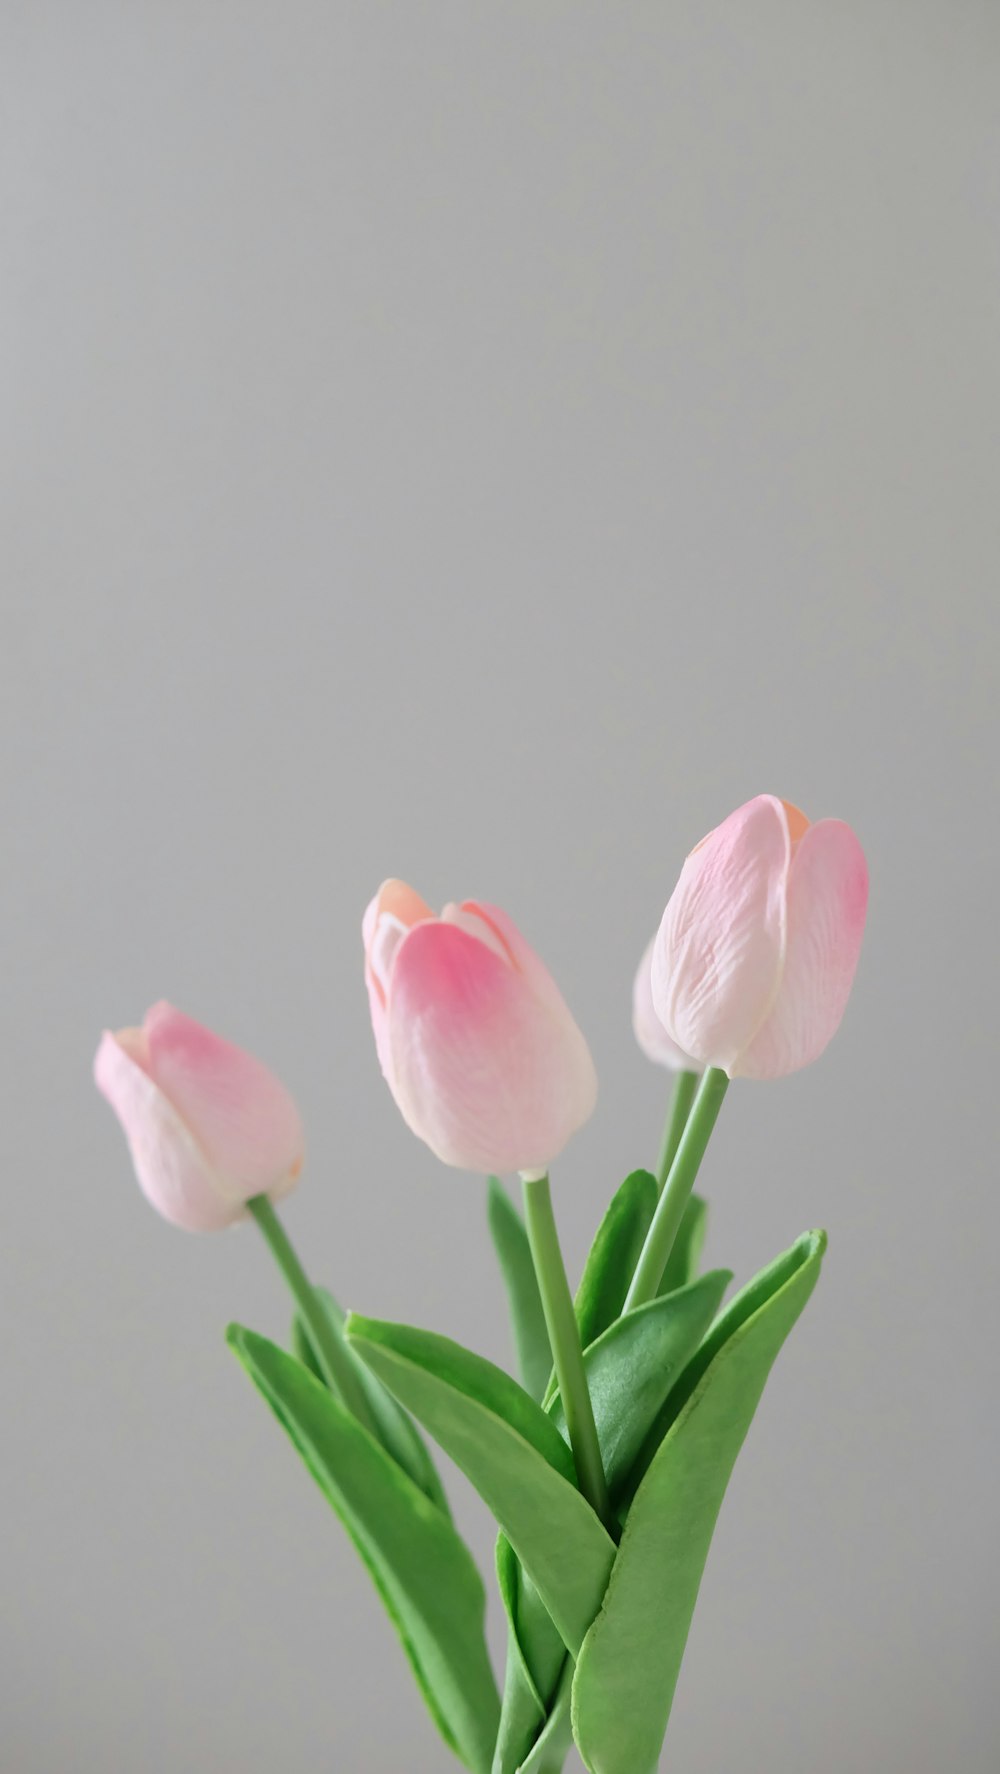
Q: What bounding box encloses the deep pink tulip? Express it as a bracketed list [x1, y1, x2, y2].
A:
[94, 1002, 305, 1231]
[363, 881, 597, 1174]
[632, 936, 701, 1073]
[652, 796, 868, 1079]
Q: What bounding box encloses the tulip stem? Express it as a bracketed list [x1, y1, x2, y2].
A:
[247, 1195, 378, 1438]
[655, 1068, 700, 1196]
[521, 1171, 614, 1534]
[624, 1066, 730, 1313]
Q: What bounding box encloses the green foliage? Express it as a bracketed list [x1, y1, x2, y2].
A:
[234, 1191, 825, 1774]
[518, 1659, 573, 1774]
[291, 1286, 451, 1517]
[492, 1536, 566, 1773]
[573, 1169, 658, 1352]
[571, 1230, 827, 1774]
[227, 1325, 499, 1774]
[493, 1269, 729, 1769]
[549, 1270, 731, 1505]
[658, 1192, 708, 1296]
[346, 1314, 617, 1656]
[486, 1177, 553, 1403]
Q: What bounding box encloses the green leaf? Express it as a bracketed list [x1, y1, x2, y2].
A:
[487, 1177, 553, 1403]
[658, 1191, 708, 1295]
[492, 1269, 730, 1772]
[227, 1325, 499, 1774]
[574, 1169, 658, 1351]
[540, 1167, 658, 1411]
[571, 1230, 827, 1774]
[518, 1659, 573, 1774]
[291, 1286, 451, 1518]
[494, 1639, 545, 1774]
[549, 1269, 731, 1505]
[346, 1314, 616, 1656]
[492, 1534, 569, 1773]
[492, 1537, 556, 1774]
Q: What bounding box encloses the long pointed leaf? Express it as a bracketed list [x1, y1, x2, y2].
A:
[494, 1637, 545, 1774]
[227, 1325, 499, 1774]
[495, 1269, 730, 1769]
[291, 1286, 450, 1517]
[519, 1660, 573, 1774]
[658, 1192, 708, 1295]
[549, 1269, 731, 1504]
[493, 1537, 550, 1774]
[541, 1168, 658, 1412]
[574, 1169, 658, 1350]
[493, 1536, 567, 1773]
[487, 1177, 553, 1402]
[346, 1314, 616, 1656]
[571, 1230, 826, 1774]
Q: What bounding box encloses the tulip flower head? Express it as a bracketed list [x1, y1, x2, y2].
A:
[652, 796, 868, 1079]
[363, 881, 597, 1175]
[94, 1002, 304, 1231]
[632, 936, 702, 1073]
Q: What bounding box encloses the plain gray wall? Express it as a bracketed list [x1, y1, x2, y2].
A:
[3, 3, 998, 1770]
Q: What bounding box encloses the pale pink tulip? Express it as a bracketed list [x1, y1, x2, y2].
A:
[363, 881, 597, 1174]
[94, 1002, 304, 1231]
[652, 796, 868, 1079]
[632, 936, 702, 1072]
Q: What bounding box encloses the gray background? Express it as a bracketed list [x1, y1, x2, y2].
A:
[3, 3, 998, 1770]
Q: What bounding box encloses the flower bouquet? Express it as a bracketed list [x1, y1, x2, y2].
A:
[95, 794, 867, 1773]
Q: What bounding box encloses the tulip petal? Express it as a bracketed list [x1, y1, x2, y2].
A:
[461, 903, 557, 997]
[143, 1002, 304, 1200]
[364, 881, 436, 1084]
[440, 904, 513, 965]
[362, 879, 435, 955]
[738, 820, 868, 1079]
[632, 936, 698, 1071]
[94, 1031, 239, 1231]
[387, 922, 597, 1175]
[652, 796, 791, 1075]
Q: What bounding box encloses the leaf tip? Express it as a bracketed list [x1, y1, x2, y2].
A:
[342, 1309, 373, 1349]
[702, 1265, 734, 1289]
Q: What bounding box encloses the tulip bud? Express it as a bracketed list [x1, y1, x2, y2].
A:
[652, 796, 868, 1079]
[632, 936, 702, 1072]
[363, 881, 597, 1174]
[94, 1001, 305, 1231]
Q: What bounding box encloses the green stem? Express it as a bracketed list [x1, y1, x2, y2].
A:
[655, 1068, 700, 1196]
[624, 1066, 730, 1313]
[247, 1194, 378, 1437]
[521, 1172, 614, 1534]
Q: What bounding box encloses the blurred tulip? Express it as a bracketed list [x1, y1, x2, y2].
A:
[363, 881, 597, 1174]
[652, 796, 868, 1079]
[632, 936, 702, 1072]
[94, 1001, 304, 1231]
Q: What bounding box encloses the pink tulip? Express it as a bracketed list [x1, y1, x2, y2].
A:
[632, 936, 702, 1072]
[363, 881, 597, 1174]
[652, 796, 868, 1079]
[94, 1002, 305, 1231]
